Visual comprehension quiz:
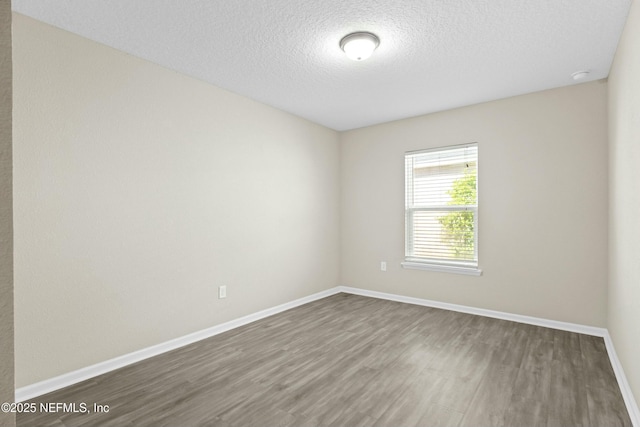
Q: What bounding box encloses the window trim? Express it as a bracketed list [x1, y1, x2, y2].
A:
[404, 142, 480, 275]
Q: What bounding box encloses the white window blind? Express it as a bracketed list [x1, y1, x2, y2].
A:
[405, 143, 478, 269]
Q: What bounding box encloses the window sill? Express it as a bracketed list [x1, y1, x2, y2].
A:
[401, 261, 482, 276]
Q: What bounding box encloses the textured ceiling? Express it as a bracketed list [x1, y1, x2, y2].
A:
[12, 0, 632, 131]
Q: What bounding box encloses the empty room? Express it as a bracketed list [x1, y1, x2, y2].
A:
[1, 0, 640, 426]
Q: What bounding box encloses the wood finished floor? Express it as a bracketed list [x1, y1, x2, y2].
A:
[18, 293, 631, 427]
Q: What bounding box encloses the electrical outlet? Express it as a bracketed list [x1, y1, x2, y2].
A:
[218, 285, 227, 299]
[380, 261, 387, 271]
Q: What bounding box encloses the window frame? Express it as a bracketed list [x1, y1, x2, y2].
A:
[401, 143, 482, 276]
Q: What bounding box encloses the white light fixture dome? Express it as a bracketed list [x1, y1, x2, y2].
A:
[340, 32, 380, 61]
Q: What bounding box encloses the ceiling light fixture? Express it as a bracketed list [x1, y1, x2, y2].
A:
[340, 32, 380, 61]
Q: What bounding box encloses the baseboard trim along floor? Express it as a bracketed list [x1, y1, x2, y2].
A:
[603, 331, 640, 427]
[340, 286, 606, 337]
[15, 285, 640, 426]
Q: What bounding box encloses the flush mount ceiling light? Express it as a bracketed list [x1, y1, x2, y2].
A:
[340, 32, 380, 61]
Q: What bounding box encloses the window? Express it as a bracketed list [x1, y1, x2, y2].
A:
[402, 143, 480, 275]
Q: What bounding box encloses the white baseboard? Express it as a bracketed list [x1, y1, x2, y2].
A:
[339, 285, 639, 427]
[15, 287, 342, 403]
[603, 332, 640, 427]
[338, 286, 606, 336]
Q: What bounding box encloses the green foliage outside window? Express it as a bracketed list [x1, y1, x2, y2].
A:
[438, 171, 476, 259]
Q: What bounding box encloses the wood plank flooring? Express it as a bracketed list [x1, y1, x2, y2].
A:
[17, 293, 632, 427]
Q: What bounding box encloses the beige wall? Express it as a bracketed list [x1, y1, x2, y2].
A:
[340, 81, 608, 327]
[0, 1, 15, 426]
[608, 0, 640, 409]
[12, 14, 340, 387]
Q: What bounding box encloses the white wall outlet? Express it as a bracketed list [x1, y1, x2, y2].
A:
[380, 261, 387, 271]
[218, 285, 227, 299]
